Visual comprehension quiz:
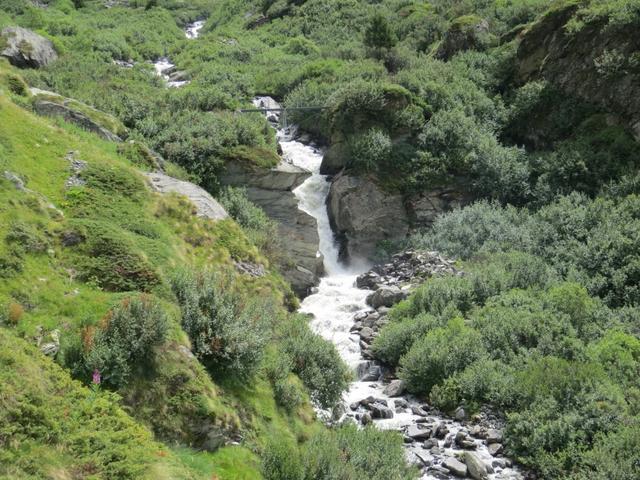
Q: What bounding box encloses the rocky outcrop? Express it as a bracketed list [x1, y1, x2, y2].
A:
[220, 161, 323, 296]
[1, 26, 57, 68]
[30, 88, 125, 142]
[319, 140, 349, 175]
[357, 250, 461, 290]
[436, 15, 491, 60]
[406, 187, 471, 228]
[327, 172, 409, 262]
[144, 172, 229, 221]
[517, 4, 640, 140]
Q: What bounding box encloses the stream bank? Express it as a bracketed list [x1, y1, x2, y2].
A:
[260, 102, 524, 480]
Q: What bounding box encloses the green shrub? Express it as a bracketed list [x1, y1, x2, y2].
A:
[471, 289, 580, 362]
[399, 317, 487, 394]
[262, 437, 304, 480]
[262, 424, 416, 480]
[6, 73, 28, 96]
[70, 220, 160, 292]
[410, 200, 532, 259]
[372, 313, 440, 367]
[430, 358, 517, 411]
[117, 141, 161, 170]
[264, 352, 303, 412]
[408, 275, 475, 317]
[348, 128, 392, 172]
[170, 269, 273, 381]
[68, 295, 168, 388]
[364, 13, 397, 52]
[578, 422, 640, 480]
[5, 220, 50, 253]
[280, 315, 350, 410]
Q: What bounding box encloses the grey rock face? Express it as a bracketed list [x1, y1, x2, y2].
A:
[320, 141, 349, 174]
[406, 188, 471, 228]
[144, 172, 229, 221]
[327, 172, 409, 262]
[1, 26, 58, 68]
[33, 99, 122, 142]
[220, 161, 322, 297]
[517, 4, 640, 141]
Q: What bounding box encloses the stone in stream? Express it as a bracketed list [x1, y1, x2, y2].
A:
[360, 365, 381, 382]
[443, 456, 468, 477]
[488, 443, 504, 456]
[356, 271, 382, 289]
[434, 423, 449, 438]
[360, 396, 387, 407]
[464, 451, 489, 480]
[359, 326, 375, 343]
[411, 405, 428, 417]
[423, 439, 436, 449]
[383, 379, 405, 397]
[360, 413, 372, 425]
[394, 399, 408, 410]
[369, 403, 394, 419]
[486, 429, 503, 444]
[492, 458, 506, 469]
[406, 424, 431, 440]
[366, 285, 407, 308]
[454, 406, 467, 421]
[326, 173, 410, 262]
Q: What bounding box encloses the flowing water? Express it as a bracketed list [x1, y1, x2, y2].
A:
[256, 97, 523, 480]
[153, 20, 204, 87]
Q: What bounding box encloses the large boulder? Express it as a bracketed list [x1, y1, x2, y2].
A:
[327, 173, 409, 262]
[30, 88, 126, 142]
[464, 452, 489, 480]
[1, 26, 57, 68]
[220, 161, 322, 297]
[144, 172, 229, 221]
[436, 16, 491, 60]
[366, 285, 407, 308]
[517, 4, 640, 140]
[443, 457, 467, 477]
[320, 141, 349, 175]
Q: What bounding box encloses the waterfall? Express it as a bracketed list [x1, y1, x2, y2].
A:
[256, 98, 522, 480]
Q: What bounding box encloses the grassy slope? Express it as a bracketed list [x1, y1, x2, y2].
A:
[0, 63, 316, 478]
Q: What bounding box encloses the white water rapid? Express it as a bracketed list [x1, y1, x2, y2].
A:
[153, 20, 204, 87]
[255, 97, 523, 480]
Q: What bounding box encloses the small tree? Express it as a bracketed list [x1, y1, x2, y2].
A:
[364, 14, 397, 52]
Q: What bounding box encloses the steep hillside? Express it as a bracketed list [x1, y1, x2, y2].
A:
[0, 62, 413, 479]
[1, 1, 639, 479]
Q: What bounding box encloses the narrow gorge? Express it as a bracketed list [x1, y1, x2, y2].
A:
[253, 100, 524, 480]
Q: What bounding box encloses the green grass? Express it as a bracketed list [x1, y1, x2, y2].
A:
[0, 72, 325, 479]
[174, 446, 263, 480]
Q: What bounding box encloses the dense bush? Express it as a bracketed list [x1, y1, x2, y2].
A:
[170, 268, 274, 381]
[262, 424, 417, 480]
[412, 193, 640, 308]
[218, 186, 282, 260]
[372, 313, 440, 367]
[66, 295, 168, 388]
[280, 315, 350, 410]
[69, 220, 160, 292]
[399, 317, 487, 394]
